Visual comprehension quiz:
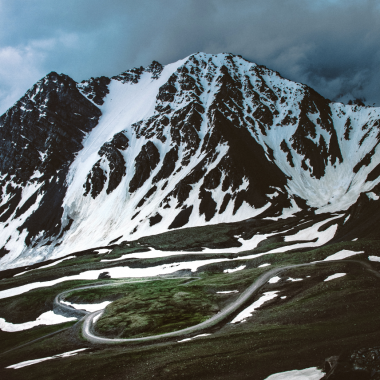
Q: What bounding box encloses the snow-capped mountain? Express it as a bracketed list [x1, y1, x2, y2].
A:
[1, 52, 380, 269]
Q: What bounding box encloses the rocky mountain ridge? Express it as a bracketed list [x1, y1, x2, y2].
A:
[1, 52, 380, 269]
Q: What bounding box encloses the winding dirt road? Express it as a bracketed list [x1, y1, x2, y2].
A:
[76, 259, 379, 344]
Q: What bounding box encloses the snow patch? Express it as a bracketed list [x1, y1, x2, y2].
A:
[231, 292, 278, 323]
[224, 265, 246, 273]
[0, 311, 77, 332]
[264, 367, 324, 380]
[369, 255, 380, 262]
[216, 290, 239, 294]
[323, 249, 364, 261]
[324, 273, 346, 282]
[61, 300, 111, 312]
[367, 192, 379, 201]
[177, 333, 211, 342]
[263, 216, 341, 255]
[6, 348, 88, 369]
[95, 249, 112, 255]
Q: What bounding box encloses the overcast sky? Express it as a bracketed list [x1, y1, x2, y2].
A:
[0, 0, 379, 115]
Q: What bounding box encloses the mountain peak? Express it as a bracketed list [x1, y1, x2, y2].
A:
[1, 53, 380, 269]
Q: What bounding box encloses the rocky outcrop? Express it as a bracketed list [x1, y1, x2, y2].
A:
[322, 347, 380, 379]
[129, 141, 160, 193]
[0, 71, 101, 249]
[77, 76, 111, 105]
[84, 132, 129, 198]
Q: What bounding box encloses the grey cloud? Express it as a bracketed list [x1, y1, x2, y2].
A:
[0, 0, 379, 114]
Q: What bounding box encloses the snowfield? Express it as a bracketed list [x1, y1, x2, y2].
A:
[0, 311, 77, 332]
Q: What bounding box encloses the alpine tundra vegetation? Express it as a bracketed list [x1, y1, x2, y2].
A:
[0, 53, 380, 379]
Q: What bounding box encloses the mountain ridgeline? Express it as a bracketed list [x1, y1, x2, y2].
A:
[1, 52, 380, 269]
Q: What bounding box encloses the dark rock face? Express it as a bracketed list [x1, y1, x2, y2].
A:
[145, 60, 164, 80]
[332, 182, 380, 242]
[366, 163, 380, 182]
[162, 160, 207, 209]
[129, 141, 160, 193]
[199, 188, 217, 221]
[322, 347, 380, 379]
[100, 134, 128, 194]
[0, 72, 101, 181]
[209, 111, 289, 213]
[290, 88, 343, 179]
[149, 213, 162, 226]
[136, 186, 158, 208]
[84, 132, 129, 198]
[113, 60, 164, 83]
[169, 206, 193, 229]
[113, 66, 145, 84]
[280, 139, 295, 167]
[0, 71, 102, 249]
[344, 117, 353, 140]
[77, 76, 111, 105]
[153, 147, 178, 183]
[157, 73, 178, 103]
[98, 272, 111, 279]
[84, 160, 107, 198]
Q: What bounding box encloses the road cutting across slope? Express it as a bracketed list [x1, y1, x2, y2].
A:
[79, 259, 380, 344]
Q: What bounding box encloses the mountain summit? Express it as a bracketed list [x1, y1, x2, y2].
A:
[1, 52, 380, 269]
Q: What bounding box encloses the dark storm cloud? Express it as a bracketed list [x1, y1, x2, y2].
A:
[0, 0, 379, 114]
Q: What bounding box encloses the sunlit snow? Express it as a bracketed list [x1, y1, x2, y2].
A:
[61, 300, 111, 312]
[324, 273, 346, 282]
[95, 249, 112, 255]
[231, 291, 278, 323]
[216, 290, 239, 294]
[260, 216, 341, 255]
[264, 367, 324, 380]
[177, 333, 211, 343]
[369, 256, 380, 262]
[224, 265, 246, 273]
[6, 348, 88, 369]
[0, 311, 77, 332]
[367, 192, 379, 201]
[323, 249, 364, 261]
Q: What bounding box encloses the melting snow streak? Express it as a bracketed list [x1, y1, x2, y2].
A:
[231, 291, 278, 323]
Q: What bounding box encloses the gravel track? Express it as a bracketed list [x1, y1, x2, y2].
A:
[3, 259, 377, 353]
[80, 259, 379, 344]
